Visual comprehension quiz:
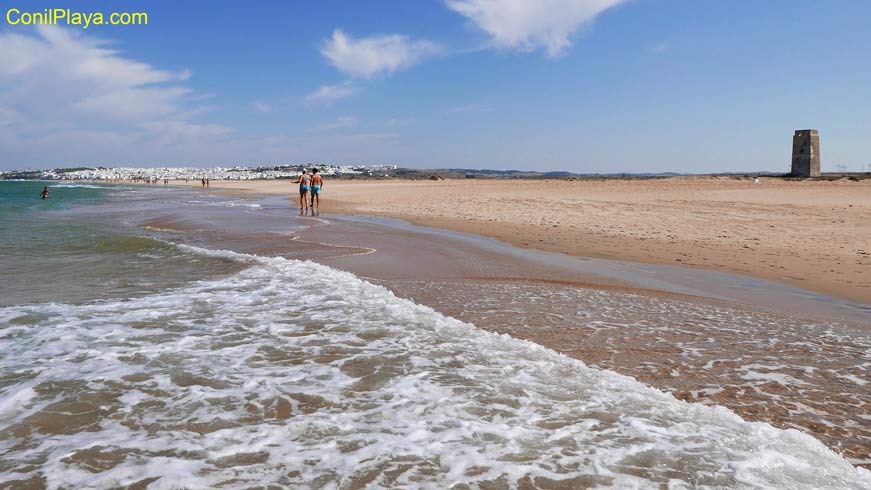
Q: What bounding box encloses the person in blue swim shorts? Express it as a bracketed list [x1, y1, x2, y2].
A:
[294, 169, 311, 214]
[310, 168, 324, 212]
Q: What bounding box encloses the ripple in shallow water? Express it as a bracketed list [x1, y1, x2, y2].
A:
[383, 279, 871, 467]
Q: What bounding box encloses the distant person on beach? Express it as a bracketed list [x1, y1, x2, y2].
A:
[40, 186, 49, 199]
[206, 178, 210, 188]
[310, 168, 323, 211]
[295, 169, 311, 213]
[201, 178, 206, 188]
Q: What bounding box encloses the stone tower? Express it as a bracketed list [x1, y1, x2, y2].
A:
[791, 129, 820, 177]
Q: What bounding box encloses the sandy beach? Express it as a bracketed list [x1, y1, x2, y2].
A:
[5, 180, 870, 487]
[137, 186, 871, 465]
[196, 176, 871, 304]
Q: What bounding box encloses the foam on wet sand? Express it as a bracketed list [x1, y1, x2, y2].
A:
[1, 245, 869, 489]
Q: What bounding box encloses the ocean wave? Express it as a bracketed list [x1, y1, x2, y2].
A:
[48, 184, 110, 189]
[0, 245, 868, 489]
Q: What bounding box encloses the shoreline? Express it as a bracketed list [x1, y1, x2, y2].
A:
[324, 214, 871, 326]
[291, 209, 871, 466]
[130, 186, 871, 465]
[159, 177, 871, 305]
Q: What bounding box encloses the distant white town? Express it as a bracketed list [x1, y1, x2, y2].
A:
[0, 164, 399, 181]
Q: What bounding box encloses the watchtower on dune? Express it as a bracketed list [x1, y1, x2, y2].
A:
[791, 129, 820, 177]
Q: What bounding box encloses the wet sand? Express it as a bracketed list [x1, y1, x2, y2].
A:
[188, 177, 871, 304]
[141, 192, 871, 467]
[301, 213, 871, 467]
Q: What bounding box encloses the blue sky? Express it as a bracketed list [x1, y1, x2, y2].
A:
[2, 0, 870, 173]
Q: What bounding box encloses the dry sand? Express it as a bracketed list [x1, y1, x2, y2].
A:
[190, 176, 871, 303]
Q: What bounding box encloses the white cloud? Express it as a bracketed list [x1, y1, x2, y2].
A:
[0, 26, 246, 167]
[253, 101, 272, 114]
[0, 107, 19, 126]
[648, 41, 669, 55]
[0, 26, 409, 168]
[308, 116, 360, 133]
[0, 25, 194, 123]
[383, 117, 415, 127]
[445, 103, 491, 115]
[445, 0, 627, 57]
[72, 86, 192, 121]
[302, 82, 359, 107]
[305, 131, 399, 147]
[0, 25, 191, 122]
[321, 29, 440, 79]
[140, 120, 233, 141]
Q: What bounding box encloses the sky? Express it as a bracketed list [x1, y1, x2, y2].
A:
[1, 0, 871, 173]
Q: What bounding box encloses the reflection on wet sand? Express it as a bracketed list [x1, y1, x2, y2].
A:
[143, 195, 871, 468]
[376, 278, 871, 466]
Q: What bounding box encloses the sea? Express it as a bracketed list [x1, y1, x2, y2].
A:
[1, 180, 869, 489]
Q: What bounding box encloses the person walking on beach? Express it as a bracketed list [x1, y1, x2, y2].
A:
[310, 168, 323, 213]
[201, 178, 206, 188]
[40, 186, 50, 200]
[295, 169, 311, 214]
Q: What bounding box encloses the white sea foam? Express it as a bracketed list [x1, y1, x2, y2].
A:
[0, 245, 869, 489]
[844, 374, 869, 386]
[207, 200, 262, 209]
[49, 184, 108, 189]
[183, 199, 263, 209]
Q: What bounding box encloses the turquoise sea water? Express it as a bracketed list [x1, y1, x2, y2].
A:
[0, 181, 243, 306]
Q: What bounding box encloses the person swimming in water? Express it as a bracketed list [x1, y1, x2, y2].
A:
[40, 186, 50, 199]
[294, 169, 311, 213]
[310, 168, 323, 213]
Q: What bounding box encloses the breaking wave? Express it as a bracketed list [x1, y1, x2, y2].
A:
[1, 245, 869, 489]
